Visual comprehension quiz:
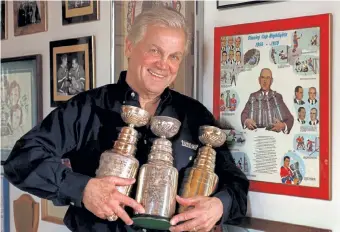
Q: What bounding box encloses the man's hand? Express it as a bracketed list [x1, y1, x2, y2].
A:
[244, 119, 257, 130]
[82, 176, 145, 225]
[271, 119, 285, 132]
[169, 196, 223, 232]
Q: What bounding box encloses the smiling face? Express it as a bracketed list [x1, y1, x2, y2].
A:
[125, 24, 186, 96]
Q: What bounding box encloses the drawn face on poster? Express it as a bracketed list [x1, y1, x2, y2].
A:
[1, 71, 32, 150]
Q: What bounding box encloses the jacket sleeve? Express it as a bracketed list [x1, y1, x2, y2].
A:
[197, 104, 249, 225]
[3, 95, 93, 207]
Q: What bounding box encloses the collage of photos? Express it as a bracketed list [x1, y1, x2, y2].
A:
[218, 27, 321, 188]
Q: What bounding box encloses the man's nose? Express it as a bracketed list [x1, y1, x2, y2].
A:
[156, 58, 169, 70]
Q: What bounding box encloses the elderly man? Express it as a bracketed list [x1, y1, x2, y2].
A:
[241, 68, 294, 134]
[3, 7, 249, 232]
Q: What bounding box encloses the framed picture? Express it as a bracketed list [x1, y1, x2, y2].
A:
[213, 14, 332, 199]
[111, 1, 197, 98]
[1, 55, 43, 164]
[41, 199, 68, 225]
[49, 35, 96, 107]
[222, 217, 332, 232]
[217, 1, 269, 9]
[1, 0, 8, 40]
[62, 0, 100, 25]
[1, 173, 10, 232]
[13, 1, 48, 36]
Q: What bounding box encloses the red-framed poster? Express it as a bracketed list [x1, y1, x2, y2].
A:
[213, 14, 332, 200]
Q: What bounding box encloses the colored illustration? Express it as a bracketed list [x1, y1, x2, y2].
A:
[293, 134, 319, 157]
[220, 89, 240, 112]
[280, 152, 305, 185]
[231, 152, 250, 174]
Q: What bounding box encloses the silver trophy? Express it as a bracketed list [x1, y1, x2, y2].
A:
[257, 93, 263, 127]
[249, 96, 256, 122]
[290, 161, 303, 185]
[226, 90, 230, 108]
[271, 91, 283, 122]
[132, 116, 181, 230]
[95, 105, 151, 221]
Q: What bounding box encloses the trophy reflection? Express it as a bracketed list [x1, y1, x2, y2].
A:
[132, 116, 181, 230]
[95, 105, 151, 220]
[178, 125, 226, 213]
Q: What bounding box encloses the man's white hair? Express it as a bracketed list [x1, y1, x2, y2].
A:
[127, 6, 191, 54]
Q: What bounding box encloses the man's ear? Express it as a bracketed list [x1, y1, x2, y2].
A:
[125, 37, 134, 58]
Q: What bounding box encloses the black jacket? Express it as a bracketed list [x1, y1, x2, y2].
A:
[3, 71, 249, 232]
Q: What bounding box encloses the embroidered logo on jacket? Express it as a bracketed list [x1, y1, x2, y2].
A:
[181, 140, 199, 151]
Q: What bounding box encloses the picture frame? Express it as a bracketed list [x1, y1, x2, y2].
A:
[1, 0, 8, 40]
[41, 199, 68, 225]
[62, 0, 100, 25]
[13, 1, 48, 36]
[1, 54, 43, 164]
[110, 1, 197, 98]
[222, 217, 332, 232]
[41, 158, 72, 225]
[213, 14, 332, 200]
[49, 35, 96, 107]
[216, 1, 270, 9]
[1, 173, 10, 232]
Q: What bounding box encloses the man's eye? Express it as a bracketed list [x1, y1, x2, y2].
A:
[171, 55, 179, 61]
[150, 48, 159, 54]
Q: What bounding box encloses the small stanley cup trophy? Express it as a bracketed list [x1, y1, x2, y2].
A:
[290, 161, 303, 185]
[95, 105, 151, 221]
[132, 116, 181, 230]
[178, 126, 226, 214]
[271, 91, 284, 122]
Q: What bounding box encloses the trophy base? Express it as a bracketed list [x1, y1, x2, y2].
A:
[132, 214, 171, 230]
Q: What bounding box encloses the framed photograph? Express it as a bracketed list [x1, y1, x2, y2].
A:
[1, 0, 8, 40]
[111, 1, 197, 98]
[49, 35, 96, 107]
[217, 1, 269, 9]
[213, 14, 332, 199]
[1, 173, 10, 232]
[1, 55, 43, 164]
[222, 217, 332, 232]
[62, 0, 100, 25]
[13, 1, 48, 36]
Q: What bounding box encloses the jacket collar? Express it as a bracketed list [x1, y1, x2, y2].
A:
[116, 71, 172, 105]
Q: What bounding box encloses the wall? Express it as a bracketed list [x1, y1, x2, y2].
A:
[203, 1, 339, 231]
[1, 1, 111, 231]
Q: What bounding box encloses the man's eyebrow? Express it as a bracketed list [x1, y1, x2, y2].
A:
[151, 44, 183, 56]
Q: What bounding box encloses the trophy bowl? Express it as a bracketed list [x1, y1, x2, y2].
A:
[121, 105, 151, 127]
[199, 126, 226, 147]
[150, 116, 181, 138]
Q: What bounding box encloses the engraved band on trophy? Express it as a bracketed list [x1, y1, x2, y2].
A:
[249, 96, 256, 121]
[95, 105, 151, 221]
[132, 116, 181, 230]
[178, 125, 226, 214]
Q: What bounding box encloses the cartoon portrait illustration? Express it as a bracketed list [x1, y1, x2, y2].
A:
[1, 70, 31, 150]
[240, 68, 294, 134]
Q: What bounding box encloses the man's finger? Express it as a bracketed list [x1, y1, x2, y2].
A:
[170, 218, 200, 232]
[176, 195, 200, 207]
[108, 176, 136, 186]
[114, 191, 145, 214]
[114, 205, 133, 225]
[170, 207, 200, 226]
